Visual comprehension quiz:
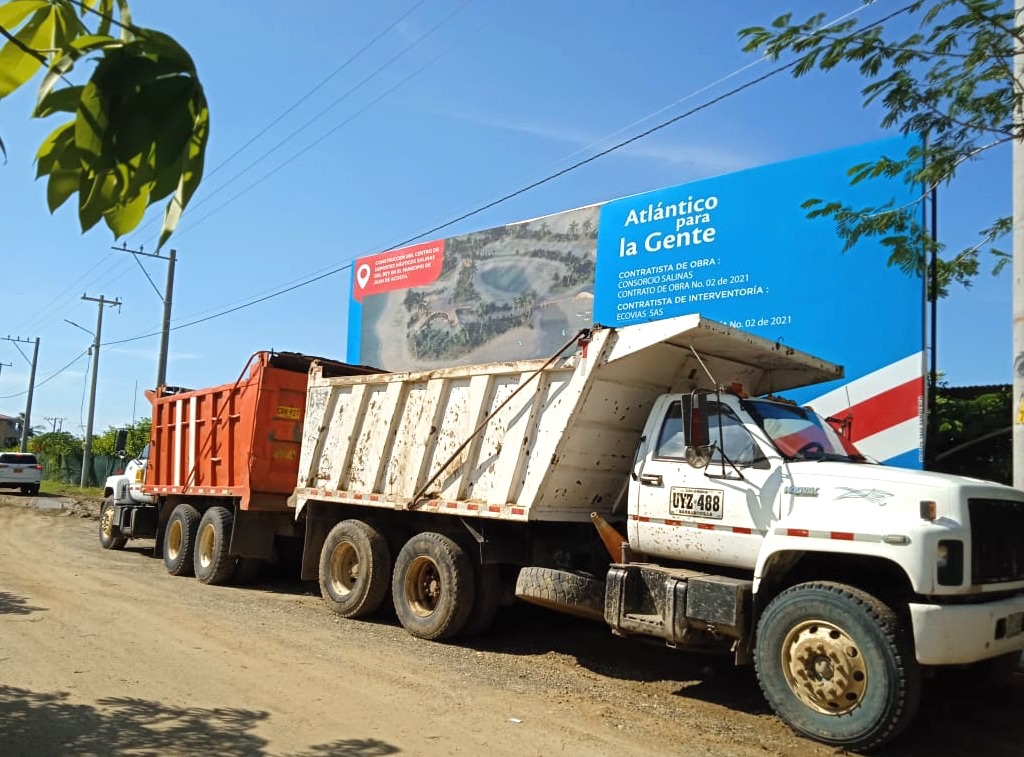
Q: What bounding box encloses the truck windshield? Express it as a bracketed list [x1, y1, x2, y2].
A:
[743, 399, 866, 463]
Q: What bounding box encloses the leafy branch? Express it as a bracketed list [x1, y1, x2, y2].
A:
[0, 0, 208, 247]
[740, 0, 1019, 297]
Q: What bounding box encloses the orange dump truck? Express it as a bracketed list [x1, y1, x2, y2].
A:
[100, 351, 378, 584]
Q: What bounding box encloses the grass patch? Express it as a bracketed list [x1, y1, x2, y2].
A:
[40, 480, 104, 499]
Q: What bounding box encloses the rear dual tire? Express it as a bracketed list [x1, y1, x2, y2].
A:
[319, 520, 391, 618]
[163, 504, 201, 576]
[392, 532, 475, 641]
[194, 506, 236, 585]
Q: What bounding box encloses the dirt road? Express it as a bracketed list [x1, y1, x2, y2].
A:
[1, 496, 1023, 756]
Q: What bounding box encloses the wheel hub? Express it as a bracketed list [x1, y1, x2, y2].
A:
[329, 542, 360, 597]
[101, 507, 115, 538]
[405, 556, 442, 617]
[781, 620, 868, 715]
[198, 523, 215, 569]
[167, 520, 182, 560]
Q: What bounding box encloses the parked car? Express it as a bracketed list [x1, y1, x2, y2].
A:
[0, 452, 42, 495]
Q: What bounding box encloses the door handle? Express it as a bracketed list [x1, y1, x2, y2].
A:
[639, 473, 663, 487]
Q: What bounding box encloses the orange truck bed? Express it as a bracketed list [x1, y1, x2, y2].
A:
[144, 352, 379, 511]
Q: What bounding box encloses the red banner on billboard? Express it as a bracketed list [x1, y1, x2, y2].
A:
[352, 240, 445, 301]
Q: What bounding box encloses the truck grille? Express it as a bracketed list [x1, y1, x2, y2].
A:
[969, 498, 1024, 584]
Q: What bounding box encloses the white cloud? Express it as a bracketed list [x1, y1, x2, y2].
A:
[443, 110, 752, 175]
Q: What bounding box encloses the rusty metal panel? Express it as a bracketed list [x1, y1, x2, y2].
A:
[146, 352, 377, 510]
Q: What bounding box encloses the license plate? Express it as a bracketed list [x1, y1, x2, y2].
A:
[13, 468, 22, 473]
[670, 486, 724, 520]
[1006, 611, 1024, 639]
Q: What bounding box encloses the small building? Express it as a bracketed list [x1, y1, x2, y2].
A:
[0, 413, 21, 448]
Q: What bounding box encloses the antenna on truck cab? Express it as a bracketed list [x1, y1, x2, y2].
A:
[687, 345, 719, 390]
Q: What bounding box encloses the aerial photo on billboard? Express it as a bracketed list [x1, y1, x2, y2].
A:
[350, 204, 599, 370]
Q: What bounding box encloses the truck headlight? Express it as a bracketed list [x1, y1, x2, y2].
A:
[937, 540, 963, 586]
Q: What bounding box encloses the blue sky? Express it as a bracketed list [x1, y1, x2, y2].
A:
[0, 0, 1012, 435]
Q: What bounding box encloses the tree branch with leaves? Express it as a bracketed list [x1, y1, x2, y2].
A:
[740, 0, 1019, 297]
[0, 0, 208, 248]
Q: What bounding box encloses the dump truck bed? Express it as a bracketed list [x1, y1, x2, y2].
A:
[293, 314, 843, 523]
[145, 352, 379, 510]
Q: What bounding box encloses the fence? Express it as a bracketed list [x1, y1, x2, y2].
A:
[34, 452, 121, 488]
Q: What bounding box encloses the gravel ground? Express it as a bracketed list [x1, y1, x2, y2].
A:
[1, 492, 1022, 756]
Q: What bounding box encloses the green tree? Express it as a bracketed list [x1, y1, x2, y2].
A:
[90, 417, 150, 457]
[932, 384, 1011, 482]
[739, 1, 1016, 296]
[0, 0, 208, 247]
[28, 430, 80, 456]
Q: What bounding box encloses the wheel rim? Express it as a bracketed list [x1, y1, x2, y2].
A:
[197, 523, 216, 569]
[329, 541, 360, 597]
[167, 520, 182, 560]
[101, 506, 115, 540]
[404, 555, 442, 617]
[780, 619, 869, 715]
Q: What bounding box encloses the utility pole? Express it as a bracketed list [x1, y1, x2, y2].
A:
[44, 416, 65, 433]
[114, 244, 177, 388]
[2, 336, 40, 452]
[80, 294, 121, 487]
[0, 361, 11, 393]
[1015, 0, 1024, 489]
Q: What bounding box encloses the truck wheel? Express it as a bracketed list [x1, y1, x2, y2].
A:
[319, 519, 391, 618]
[462, 563, 502, 638]
[514, 567, 606, 622]
[99, 498, 127, 550]
[754, 581, 921, 751]
[392, 532, 474, 641]
[163, 504, 201, 576]
[194, 506, 236, 585]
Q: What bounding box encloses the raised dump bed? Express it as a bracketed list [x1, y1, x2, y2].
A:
[293, 313, 842, 522]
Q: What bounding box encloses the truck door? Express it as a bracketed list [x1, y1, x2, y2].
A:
[630, 395, 782, 570]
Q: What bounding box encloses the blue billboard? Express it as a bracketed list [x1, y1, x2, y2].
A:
[348, 137, 924, 467]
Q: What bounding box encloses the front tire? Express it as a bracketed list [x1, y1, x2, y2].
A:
[99, 498, 127, 550]
[319, 519, 391, 618]
[392, 532, 474, 641]
[754, 581, 920, 751]
[194, 506, 236, 585]
[163, 504, 201, 576]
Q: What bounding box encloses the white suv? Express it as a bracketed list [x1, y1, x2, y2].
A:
[0, 452, 42, 495]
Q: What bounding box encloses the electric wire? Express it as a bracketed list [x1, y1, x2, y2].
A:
[174, 1, 486, 241]
[202, 0, 430, 182]
[128, 0, 470, 245]
[0, 350, 89, 400]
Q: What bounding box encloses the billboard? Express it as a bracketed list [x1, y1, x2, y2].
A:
[347, 137, 924, 467]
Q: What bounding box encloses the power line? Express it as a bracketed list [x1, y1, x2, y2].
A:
[100, 2, 915, 350]
[129, 0, 470, 246]
[0, 350, 88, 400]
[169, 1, 500, 245]
[202, 0, 430, 182]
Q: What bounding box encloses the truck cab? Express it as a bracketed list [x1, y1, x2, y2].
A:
[606, 387, 1024, 749]
[104, 443, 156, 508]
[100, 442, 157, 550]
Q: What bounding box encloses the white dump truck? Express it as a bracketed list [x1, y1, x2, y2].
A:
[287, 314, 1023, 749]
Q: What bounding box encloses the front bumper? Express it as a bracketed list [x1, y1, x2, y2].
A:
[909, 593, 1024, 665]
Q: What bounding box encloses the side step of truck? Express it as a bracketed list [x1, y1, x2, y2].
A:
[605, 563, 752, 645]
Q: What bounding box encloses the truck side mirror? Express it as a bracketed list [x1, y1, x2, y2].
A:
[684, 393, 713, 469]
[115, 428, 128, 458]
